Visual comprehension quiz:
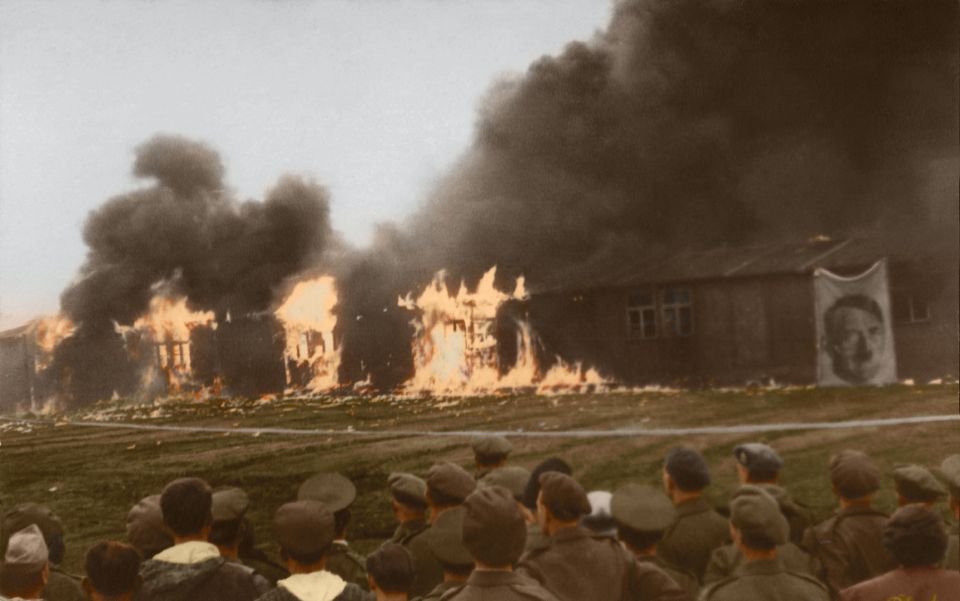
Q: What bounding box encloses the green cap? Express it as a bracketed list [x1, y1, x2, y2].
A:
[829, 450, 880, 499]
[126, 494, 173, 556]
[893, 465, 946, 503]
[388, 473, 427, 508]
[478, 466, 531, 501]
[427, 462, 476, 505]
[730, 485, 788, 546]
[425, 506, 472, 567]
[610, 484, 676, 533]
[297, 473, 357, 512]
[471, 435, 512, 458]
[274, 500, 335, 556]
[938, 455, 960, 498]
[212, 487, 250, 522]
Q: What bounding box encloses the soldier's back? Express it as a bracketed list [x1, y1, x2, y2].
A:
[700, 558, 829, 601]
[704, 541, 816, 584]
[839, 566, 960, 601]
[519, 526, 631, 601]
[658, 497, 730, 582]
[324, 542, 368, 589]
[637, 555, 699, 599]
[441, 570, 558, 601]
[802, 506, 895, 594]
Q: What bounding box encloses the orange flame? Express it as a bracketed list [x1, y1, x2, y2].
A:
[275, 276, 341, 392]
[31, 315, 75, 372]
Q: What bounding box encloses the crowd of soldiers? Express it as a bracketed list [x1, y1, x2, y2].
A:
[0, 437, 958, 601]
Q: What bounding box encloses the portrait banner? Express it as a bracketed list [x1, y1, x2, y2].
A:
[814, 260, 897, 387]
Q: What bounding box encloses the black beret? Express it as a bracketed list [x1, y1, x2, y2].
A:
[427, 462, 476, 505]
[882, 504, 948, 567]
[733, 443, 783, 477]
[273, 500, 335, 556]
[462, 486, 525, 566]
[665, 447, 711, 491]
[829, 450, 880, 499]
[522, 457, 572, 510]
[538, 472, 591, 521]
[297, 473, 357, 512]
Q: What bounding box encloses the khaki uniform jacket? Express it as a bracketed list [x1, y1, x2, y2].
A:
[389, 519, 428, 546]
[801, 505, 896, 598]
[325, 542, 368, 589]
[637, 555, 699, 599]
[698, 557, 829, 601]
[415, 580, 464, 601]
[409, 509, 466, 597]
[839, 566, 960, 601]
[44, 568, 85, 601]
[441, 570, 559, 601]
[658, 497, 730, 583]
[703, 541, 817, 584]
[945, 524, 958, 571]
[518, 525, 687, 601]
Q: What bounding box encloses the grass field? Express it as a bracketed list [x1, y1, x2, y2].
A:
[1, 384, 958, 575]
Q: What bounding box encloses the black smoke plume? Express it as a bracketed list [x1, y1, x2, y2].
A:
[54, 135, 331, 403]
[337, 0, 958, 388]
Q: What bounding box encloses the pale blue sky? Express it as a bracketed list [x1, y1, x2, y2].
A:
[0, 0, 612, 329]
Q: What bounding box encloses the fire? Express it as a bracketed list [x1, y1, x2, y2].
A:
[133, 296, 214, 373]
[275, 276, 341, 392]
[399, 266, 610, 395]
[31, 315, 75, 372]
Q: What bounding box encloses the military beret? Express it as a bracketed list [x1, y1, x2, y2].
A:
[471, 435, 512, 458]
[611, 484, 677, 533]
[212, 487, 250, 522]
[3, 524, 48, 572]
[297, 473, 357, 513]
[1, 503, 64, 551]
[664, 447, 711, 491]
[829, 450, 880, 499]
[730, 485, 789, 546]
[938, 454, 960, 498]
[427, 462, 476, 505]
[539, 472, 591, 521]
[522, 457, 572, 511]
[893, 465, 946, 503]
[388, 472, 427, 508]
[733, 443, 783, 477]
[425, 506, 473, 567]
[478, 466, 531, 501]
[882, 504, 948, 567]
[273, 500, 335, 556]
[126, 495, 173, 556]
[462, 486, 526, 566]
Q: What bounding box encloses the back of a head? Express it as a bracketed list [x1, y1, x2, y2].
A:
[365, 543, 415, 594]
[126, 495, 173, 559]
[85, 542, 142, 598]
[462, 486, 526, 567]
[274, 500, 336, 567]
[160, 478, 213, 537]
[0, 524, 49, 598]
[664, 447, 711, 492]
[538, 472, 591, 522]
[829, 450, 880, 500]
[729, 485, 789, 551]
[522, 457, 572, 510]
[1, 503, 66, 565]
[883, 504, 948, 567]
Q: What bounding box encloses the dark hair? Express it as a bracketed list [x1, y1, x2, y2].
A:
[208, 519, 243, 547]
[333, 508, 351, 538]
[522, 457, 572, 510]
[160, 478, 213, 537]
[365, 544, 415, 594]
[281, 546, 327, 567]
[740, 530, 778, 552]
[393, 493, 428, 512]
[824, 294, 884, 343]
[664, 447, 711, 492]
[84, 541, 142, 597]
[475, 452, 508, 466]
[438, 560, 474, 578]
[0, 566, 44, 598]
[616, 526, 663, 552]
[426, 488, 463, 509]
[746, 468, 779, 483]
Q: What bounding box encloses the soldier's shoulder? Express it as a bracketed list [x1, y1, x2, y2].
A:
[334, 583, 373, 601]
[698, 574, 739, 600]
[783, 570, 830, 592]
[256, 587, 297, 601]
[346, 548, 367, 569]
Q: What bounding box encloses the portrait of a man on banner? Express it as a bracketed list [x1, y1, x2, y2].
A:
[815, 260, 898, 387]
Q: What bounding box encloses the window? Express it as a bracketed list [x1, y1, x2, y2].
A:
[627, 291, 657, 339]
[891, 290, 931, 324]
[661, 288, 693, 336]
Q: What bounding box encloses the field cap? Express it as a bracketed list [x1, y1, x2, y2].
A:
[1, 503, 64, 553]
[882, 504, 948, 566]
[539, 472, 591, 521]
[212, 487, 250, 522]
[3, 524, 48, 572]
[734, 443, 783, 477]
[478, 466, 531, 501]
[471, 435, 512, 458]
[388, 473, 427, 508]
[893, 465, 946, 503]
[462, 486, 525, 566]
[126, 495, 173, 556]
[665, 447, 711, 491]
[427, 462, 476, 505]
[425, 507, 472, 567]
[611, 483, 677, 532]
[730, 485, 789, 545]
[938, 454, 960, 498]
[297, 473, 357, 512]
[829, 450, 880, 499]
[274, 500, 335, 556]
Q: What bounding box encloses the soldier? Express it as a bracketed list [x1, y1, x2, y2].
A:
[0, 525, 49, 601]
[1, 503, 85, 601]
[256, 500, 368, 601]
[139, 477, 259, 601]
[126, 495, 174, 560]
[704, 484, 817, 585]
[210, 488, 273, 595]
[298, 472, 367, 589]
[802, 450, 896, 597]
[407, 462, 476, 597]
[839, 504, 960, 600]
[732, 443, 812, 544]
[478, 466, 535, 525]
[610, 483, 700, 598]
[941, 454, 960, 570]
[445, 486, 558, 601]
[366, 544, 415, 601]
[521, 458, 572, 554]
[81, 541, 142, 601]
[699, 486, 828, 600]
[519, 472, 686, 601]
[658, 447, 730, 582]
[892, 464, 946, 507]
[470, 436, 512, 479]
[415, 504, 473, 600]
[386, 473, 429, 546]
